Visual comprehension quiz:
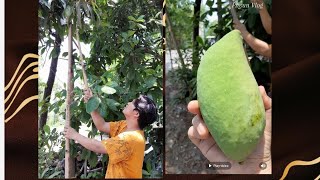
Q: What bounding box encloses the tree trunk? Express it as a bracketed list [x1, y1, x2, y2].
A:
[192, 0, 201, 75]
[39, 34, 61, 130]
[65, 23, 75, 178]
[166, 13, 186, 70]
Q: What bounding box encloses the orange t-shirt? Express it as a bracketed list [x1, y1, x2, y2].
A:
[101, 120, 145, 178]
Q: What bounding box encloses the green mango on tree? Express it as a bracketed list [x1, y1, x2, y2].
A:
[197, 30, 266, 162]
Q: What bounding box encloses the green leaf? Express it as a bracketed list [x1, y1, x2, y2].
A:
[146, 159, 152, 172]
[142, 169, 150, 176]
[50, 48, 58, 59]
[88, 152, 98, 167]
[128, 16, 136, 21]
[101, 86, 116, 94]
[80, 111, 91, 123]
[40, 47, 46, 55]
[206, 0, 214, 7]
[136, 16, 145, 23]
[43, 125, 50, 134]
[121, 32, 128, 39]
[106, 98, 120, 111]
[64, 5, 72, 19]
[62, 52, 68, 57]
[102, 154, 108, 163]
[127, 69, 135, 80]
[146, 77, 157, 88]
[53, 106, 59, 114]
[106, 81, 119, 88]
[128, 30, 135, 37]
[80, 149, 88, 160]
[121, 43, 131, 53]
[70, 101, 79, 113]
[52, 128, 56, 134]
[137, 23, 146, 29]
[196, 36, 204, 45]
[48, 171, 61, 178]
[98, 106, 107, 118]
[86, 96, 101, 113]
[145, 69, 155, 75]
[40, 167, 50, 178]
[85, 149, 92, 159]
[138, 15, 145, 20]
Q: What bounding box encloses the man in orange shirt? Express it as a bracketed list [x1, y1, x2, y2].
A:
[64, 90, 158, 178]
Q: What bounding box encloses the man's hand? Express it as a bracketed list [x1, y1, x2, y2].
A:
[82, 87, 110, 133]
[83, 88, 93, 103]
[233, 20, 271, 57]
[187, 86, 272, 174]
[63, 126, 107, 154]
[233, 20, 248, 35]
[63, 126, 78, 140]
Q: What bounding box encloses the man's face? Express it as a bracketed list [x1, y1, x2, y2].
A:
[122, 99, 137, 117]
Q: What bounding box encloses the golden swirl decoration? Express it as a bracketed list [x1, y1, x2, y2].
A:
[5, 53, 39, 123]
[5, 62, 38, 103]
[5, 54, 38, 91]
[5, 74, 38, 114]
[280, 156, 320, 180]
[5, 95, 38, 123]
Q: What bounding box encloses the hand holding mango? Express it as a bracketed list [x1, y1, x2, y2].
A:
[189, 30, 271, 173]
[188, 86, 271, 174]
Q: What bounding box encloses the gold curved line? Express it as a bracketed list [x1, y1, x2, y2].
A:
[33, 67, 38, 72]
[4, 61, 38, 103]
[4, 95, 38, 123]
[280, 156, 320, 180]
[315, 174, 320, 180]
[4, 53, 39, 91]
[4, 74, 38, 114]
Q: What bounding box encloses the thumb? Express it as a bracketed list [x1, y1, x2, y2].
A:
[259, 86, 271, 110]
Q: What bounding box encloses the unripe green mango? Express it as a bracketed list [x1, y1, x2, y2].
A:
[197, 30, 266, 162]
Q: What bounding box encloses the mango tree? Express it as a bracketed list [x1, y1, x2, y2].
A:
[39, 0, 163, 178]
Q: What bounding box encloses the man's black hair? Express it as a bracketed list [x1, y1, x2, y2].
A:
[133, 95, 158, 129]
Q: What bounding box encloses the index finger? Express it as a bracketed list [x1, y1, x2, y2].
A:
[188, 100, 201, 115]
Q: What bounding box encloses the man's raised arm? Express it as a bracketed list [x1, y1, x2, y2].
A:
[84, 88, 110, 134]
